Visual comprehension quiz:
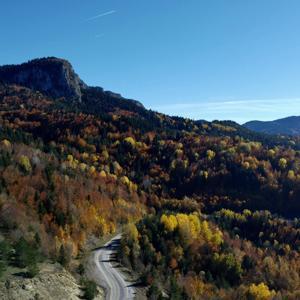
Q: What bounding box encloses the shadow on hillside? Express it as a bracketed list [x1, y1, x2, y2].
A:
[91, 238, 121, 252]
[126, 281, 147, 288]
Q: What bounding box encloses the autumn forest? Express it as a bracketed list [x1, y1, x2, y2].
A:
[0, 58, 299, 299]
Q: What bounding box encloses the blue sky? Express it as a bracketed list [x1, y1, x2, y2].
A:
[1, 0, 300, 123]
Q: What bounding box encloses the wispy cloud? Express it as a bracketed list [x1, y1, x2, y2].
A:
[85, 10, 116, 22]
[152, 98, 300, 124]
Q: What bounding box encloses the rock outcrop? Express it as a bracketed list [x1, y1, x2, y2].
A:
[0, 57, 87, 102]
[0, 57, 145, 110]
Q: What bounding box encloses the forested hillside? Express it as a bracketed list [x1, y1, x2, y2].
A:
[244, 116, 300, 136]
[0, 58, 299, 299]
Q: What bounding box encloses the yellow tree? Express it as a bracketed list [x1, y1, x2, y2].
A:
[125, 223, 139, 243]
[206, 150, 216, 161]
[19, 155, 32, 173]
[247, 283, 276, 300]
[160, 214, 178, 232]
[278, 158, 287, 169]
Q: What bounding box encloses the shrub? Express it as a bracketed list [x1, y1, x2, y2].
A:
[27, 262, 39, 278]
[0, 261, 6, 278]
[83, 279, 98, 300]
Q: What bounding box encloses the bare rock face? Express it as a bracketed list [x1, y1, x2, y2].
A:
[0, 57, 87, 102]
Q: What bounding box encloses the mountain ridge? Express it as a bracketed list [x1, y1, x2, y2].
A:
[244, 115, 300, 136]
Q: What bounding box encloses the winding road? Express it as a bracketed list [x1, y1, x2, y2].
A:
[93, 234, 136, 300]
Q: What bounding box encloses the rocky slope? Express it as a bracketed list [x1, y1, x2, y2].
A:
[0, 264, 104, 300]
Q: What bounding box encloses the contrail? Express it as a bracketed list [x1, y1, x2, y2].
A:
[85, 10, 116, 21]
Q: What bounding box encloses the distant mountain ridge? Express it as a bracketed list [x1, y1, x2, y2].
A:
[244, 116, 300, 136]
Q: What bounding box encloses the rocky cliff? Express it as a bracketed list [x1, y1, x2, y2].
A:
[0, 57, 87, 102]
